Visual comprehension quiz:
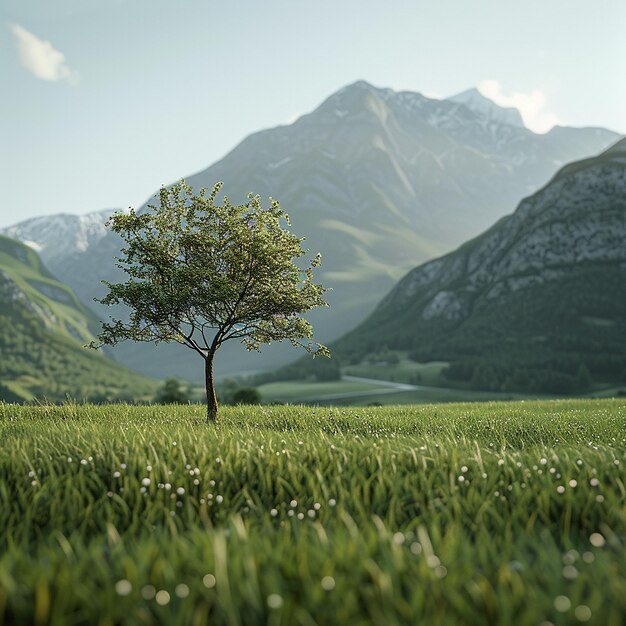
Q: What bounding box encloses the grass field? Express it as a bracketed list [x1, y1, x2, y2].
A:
[257, 376, 547, 406]
[1, 399, 625, 625]
[256, 379, 387, 403]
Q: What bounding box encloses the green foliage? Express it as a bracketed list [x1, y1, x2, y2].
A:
[155, 378, 190, 404]
[0, 399, 625, 625]
[93, 180, 329, 418]
[232, 387, 261, 405]
[0, 381, 22, 403]
[364, 346, 400, 365]
[216, 380, 261, 406]
[215, 377, 240, 405]
[94, 180, 328, 356]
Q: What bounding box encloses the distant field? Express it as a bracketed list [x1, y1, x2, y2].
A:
[258, 353, 624, 406]
[343, 356, 448, 385]
[257, 373, 547, 406]
[1, 399, 625, 625]
[323, 386, 540, 406]
[257, 378, 390, 402]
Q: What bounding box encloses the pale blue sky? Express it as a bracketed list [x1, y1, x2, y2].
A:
[1, 0, 624, 228]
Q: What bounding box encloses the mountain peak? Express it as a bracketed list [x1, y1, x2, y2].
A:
[328, 79, 380, 101]
[448, 88, 524, 128]
[0, 209, 113, 258]
[325, 80, 390, 105]
[343, 79, 376, 91]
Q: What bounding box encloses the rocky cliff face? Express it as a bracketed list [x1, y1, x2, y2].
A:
[0, 270, 56, 326]
[0, 210, 115, 313]
[382, 138, 626, 321]
[334, 139, 626, 391]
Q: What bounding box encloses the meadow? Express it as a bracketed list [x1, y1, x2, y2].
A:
[256, 378, 540, 406]
[0, 399, 625, 625]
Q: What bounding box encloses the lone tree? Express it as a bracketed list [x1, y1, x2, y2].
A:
[91, 180, 328, 421]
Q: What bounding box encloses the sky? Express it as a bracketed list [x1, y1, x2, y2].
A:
[1, 0, 624, 228]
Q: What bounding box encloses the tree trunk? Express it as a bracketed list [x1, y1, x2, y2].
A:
[205, 354, 218, 422]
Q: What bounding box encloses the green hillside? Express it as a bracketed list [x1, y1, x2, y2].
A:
[328, 139, 626, 395]
[0, 235, 157, 401]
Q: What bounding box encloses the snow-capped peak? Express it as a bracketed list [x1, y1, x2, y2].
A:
[447, 88, 524, 128]
[0, 209, 115, 261]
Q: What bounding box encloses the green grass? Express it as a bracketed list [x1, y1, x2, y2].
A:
[258, 379, 387, 402]
[325, 387, 540, 406]
[1, 399, 625, 625]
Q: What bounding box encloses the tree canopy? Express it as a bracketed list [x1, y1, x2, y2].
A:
[91, 180, 328, 420]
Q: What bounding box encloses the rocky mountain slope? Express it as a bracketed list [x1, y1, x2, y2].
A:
[333, 138, 626, 393]
[182, 81, 617, 296]
[0, 235, 156, 401]
[3, 81, 620, 380]
[1, 210, 112, 259]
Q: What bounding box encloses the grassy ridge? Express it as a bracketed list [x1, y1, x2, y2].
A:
[1, 400, 625, 625]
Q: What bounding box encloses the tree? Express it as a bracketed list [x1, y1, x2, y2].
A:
[155, 378, 189, 404]
[90, 180, 329, 421]
[232, 387, 261, 405]
[216, 377, 240, 405]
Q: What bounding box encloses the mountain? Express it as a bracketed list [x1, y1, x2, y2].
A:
[448, 88, 524, 128]
[0, 234, 157, 402]
[1, 210, 114, 309]
[3, 81, 620, 380]
[1, 210, 112, 258]
[333, 138, 626, 394]
[183, 81, 617, 279]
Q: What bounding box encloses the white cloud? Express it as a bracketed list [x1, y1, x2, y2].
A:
[9, 23, 77, 83]
[478, 79, 560, 134]
[423, 90, 442, 100]
[286, 111, 303, 125]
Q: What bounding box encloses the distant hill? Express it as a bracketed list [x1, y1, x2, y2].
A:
[0, 235, 157, 402]
[3, 81, 620, 380]
[332, 138, 626, 394]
